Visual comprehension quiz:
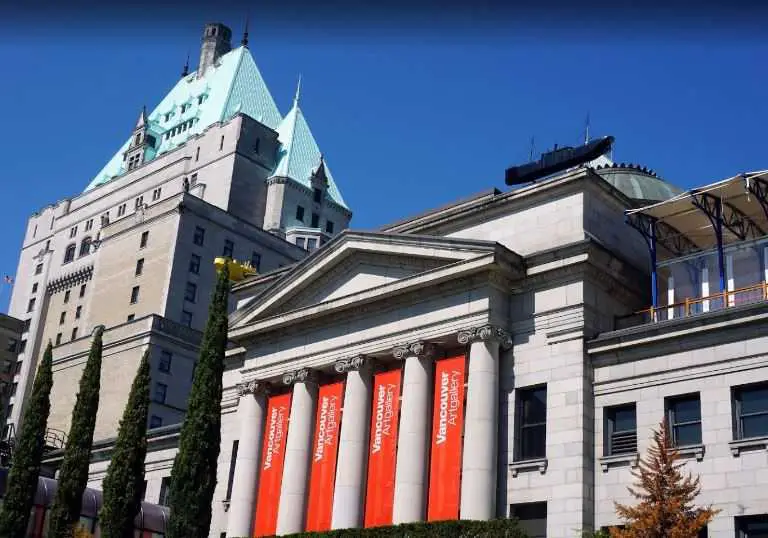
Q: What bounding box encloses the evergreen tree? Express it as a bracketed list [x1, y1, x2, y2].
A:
[167, 264, 230, 538]
[610, 421, 718, 538]
[99, 349, 151, 538]
[0, 342, 54, 538]
[48, 327, 105, 538]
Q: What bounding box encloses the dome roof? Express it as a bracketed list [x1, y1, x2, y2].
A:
[592, 162, 682, 203]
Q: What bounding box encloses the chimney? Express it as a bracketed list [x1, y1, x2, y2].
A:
[197, 23, 232, 78]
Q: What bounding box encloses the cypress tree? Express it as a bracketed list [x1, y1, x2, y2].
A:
[48, 327, 104, 538]
[167, 263, 230, 538]
[99, 349, 151, 538]
[0, 342, 54, 538]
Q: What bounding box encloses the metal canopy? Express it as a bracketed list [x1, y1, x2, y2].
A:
[626, 170, 768, 260]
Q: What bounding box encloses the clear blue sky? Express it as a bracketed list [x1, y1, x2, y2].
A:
[1, 13, 767, 312]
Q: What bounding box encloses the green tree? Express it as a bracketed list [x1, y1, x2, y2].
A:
[99, 349, 150, 538]
[167, 264, 230, 538]
[0, 342, 54, 538]
[48, 327, 104, 538]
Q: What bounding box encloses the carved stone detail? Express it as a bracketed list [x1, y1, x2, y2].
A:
[237, 380, 270, 398]
[392, 341, 437, 360]
[334, 355, 368, 374]
[457, 325, 513, 350]
[282, 368, 317, 386]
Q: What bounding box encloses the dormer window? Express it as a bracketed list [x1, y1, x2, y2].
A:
[181, 103, 190, 114]
[164, 112, 171, 122]
[134, 133, 142, 146]
[313, 188, 322, 204]
[198, 94, 207, 105]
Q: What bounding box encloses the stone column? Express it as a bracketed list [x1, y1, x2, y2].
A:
[276, 368, 318, 535]
[458, 325, 512, 521]
[226, 380, 270, 538]
[392, 341, 436, 524]
[331, 356, 373, 530]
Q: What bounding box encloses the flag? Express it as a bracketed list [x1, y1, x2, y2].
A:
[3, 276, 12, 284]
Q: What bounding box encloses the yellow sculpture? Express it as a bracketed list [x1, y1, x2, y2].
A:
[214, 257, 258, 282]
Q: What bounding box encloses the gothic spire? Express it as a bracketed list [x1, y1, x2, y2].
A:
[241, 16, 250, 47]
[293, 74, 302, 108]
[181, 52, 190, 77]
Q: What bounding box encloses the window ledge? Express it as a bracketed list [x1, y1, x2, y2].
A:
[509, 457, 548, 477]
[675, 444, 705, 461]
[599, 452, 639, 472]
[221, 499, 231, 512]
[730, 436, 768, 457]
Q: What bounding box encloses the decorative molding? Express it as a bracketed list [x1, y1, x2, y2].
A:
[509, 458, 548, 477]
[46, 264, 94, 294]
[334, 355, 369, 374]
[729, 436, 768, 457]
[599, 452, 639, 472]
[392, 341, 437, 360]
[282, 367, 317, 386]
[676, 444, 705, 462]
[236, 380, 270, 398]
[457, 325, 513, 350]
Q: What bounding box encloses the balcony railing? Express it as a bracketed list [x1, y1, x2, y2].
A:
[616, 281, 768, 330]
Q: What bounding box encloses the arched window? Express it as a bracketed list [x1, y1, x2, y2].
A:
[79, 237, 92, 258]
[63, 244, 76, 264]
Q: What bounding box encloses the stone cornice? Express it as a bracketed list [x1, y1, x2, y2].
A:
[236, 379, 270, 397]
[46, 264, 94, 294]
[457, 325, 513, 349]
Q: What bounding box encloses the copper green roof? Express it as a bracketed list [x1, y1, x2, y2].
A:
[84, 46, 347, 210]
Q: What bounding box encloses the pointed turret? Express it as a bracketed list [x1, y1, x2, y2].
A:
[181, 52, 190, 77]
[241, 17, 250, 48]
[122, 106, 156, 172]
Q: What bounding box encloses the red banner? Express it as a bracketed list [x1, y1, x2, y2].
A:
[253, 392, 292, 537]
[427, 355, 467, 521]
[363, 368, 403, 528]
[305, 381, 345, 532]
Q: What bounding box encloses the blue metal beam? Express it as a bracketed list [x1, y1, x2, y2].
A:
[690, 192, 726, 293]
[625, 212, 659, 311]
[747, 176, 768, 222]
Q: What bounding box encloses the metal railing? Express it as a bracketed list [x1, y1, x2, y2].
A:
[44, 428, 68, 450]
[615, 281, 768, 330]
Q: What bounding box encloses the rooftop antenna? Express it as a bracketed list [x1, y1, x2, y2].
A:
[584, 112, 591, 145]
[241, 15, 250, 47]
[528, 136, 536, 161]
[181, 51, 190, 77]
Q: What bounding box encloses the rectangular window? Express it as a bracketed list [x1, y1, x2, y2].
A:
[135, 258, 145, 276]
[127, 314, 135, 322]
[69, 226, 77, 238]
[64, 290, 71, 303]
[59, 312, 66, 325]
[35, 263, 43, 275]
[191, 173, 198, 185]
[510, 502, 547, 538]
[154, 382, 168, 404]
[296, 237, 306, 249]
[75, 306, 82, 319]
[325, 220, 334, 234]
[181, 310, 193, 327]
[159, 477, 171, 506]
[225, 440, 239, 501]
[605, 404, 637, 455]
[135, 196, 144, 209]
[306, 238, 318, 251]
[101, 212, 109, 226]
[71, 327, 78, 341]
[55, 333, 62, 345]
[130, 286, 140, 304]
[85, 219, 93, 232]
[193, 226, 205, 246]
[118, 204, 126, 217]
[195, 147, 200, 162]
[295, 206, 305, 222]
[6, 338, 17, 353]
[736, 515, 768, 537]
[223, 240, 234, 258]
[313, 188, 322, 204]
[733, 383, 768, 440]
[219, 135, 224, 151]
[27, 298, 36, 313]
[79, 284, 86, 298]
[18, 341, 26, 353]
[184, 282, 197, 303]
[515, 385, 547, 461]
[189, 254, 201, 274]
[150, 415, 164, 429]
[140, 481, 147, 501]
[22, 319, 31, 332]
[31, 283, 38, 293]
[250, 252, 261, 272]
[311, 213, 320, 228]
[14, 360, 22, 374]
[10, 383, 17, 397]
[152, 188, 161, 201]
[140, 231, 149, 248]
[666, 393, 702, 447]
[159, 350, 172, 373]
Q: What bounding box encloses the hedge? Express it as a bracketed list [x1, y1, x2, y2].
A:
[237, 518, 528, 538]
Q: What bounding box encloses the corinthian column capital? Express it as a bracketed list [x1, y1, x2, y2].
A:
[458, 325, 513, 350]
[334, 355, 372, 375]
[282, 367, 319, 386]
[392, 341, 437, 360]
[236, 380, 270, 398]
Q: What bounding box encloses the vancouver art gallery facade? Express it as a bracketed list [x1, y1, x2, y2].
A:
[209, 163, 658, 538]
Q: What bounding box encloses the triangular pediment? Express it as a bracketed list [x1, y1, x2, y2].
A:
[230, 231, 500, 328]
